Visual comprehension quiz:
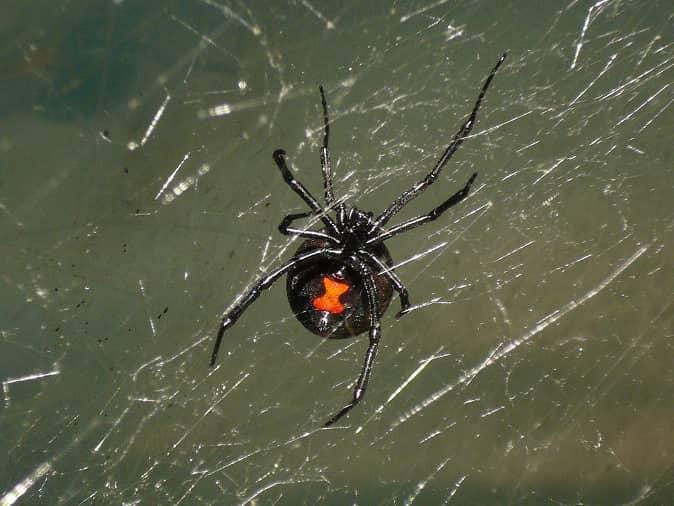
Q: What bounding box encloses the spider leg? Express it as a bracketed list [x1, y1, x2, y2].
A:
[371, 53, 506, 232]
[318, 85, 346, 224]
[356, 249, 411, 318]
[319, 85, 335, 207]
[210, 247, 343, 367]
[272, 149, 340, 236]
[278, 211, 340, 243]
[367, 172, 477, 244]
[324, 256, 381, 427]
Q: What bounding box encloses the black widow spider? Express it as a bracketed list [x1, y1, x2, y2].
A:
[211, 53, 506, 427]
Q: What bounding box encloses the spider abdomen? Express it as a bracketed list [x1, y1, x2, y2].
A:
[286, 238, 394, 339]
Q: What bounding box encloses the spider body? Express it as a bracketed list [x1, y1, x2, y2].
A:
[286, 235, 394, 338]
[210, 53, 506, 427]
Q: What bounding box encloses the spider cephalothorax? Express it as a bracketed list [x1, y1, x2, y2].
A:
[210, 53, 506, 427]
[340, 208, 376, 241]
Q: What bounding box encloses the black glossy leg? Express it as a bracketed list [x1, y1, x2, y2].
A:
[272, 149, 340, 236]
[357, 250, 411, 318]
[319, 85, 335, 206]
[278, 212, 340, 243]
[210, 247, 343, 367]
[368, 172, 478, 244]
[318, 85, 346, 224]
[324, 255, 381, 427]
[372, 53, 506, 231]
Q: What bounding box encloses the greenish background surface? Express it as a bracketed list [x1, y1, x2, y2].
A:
[1, 1, 672, 504]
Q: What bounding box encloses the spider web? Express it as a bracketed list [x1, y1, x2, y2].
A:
[1, 0, 673, 504]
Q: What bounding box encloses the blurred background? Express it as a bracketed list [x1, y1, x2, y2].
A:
[1, 1, 672, 504]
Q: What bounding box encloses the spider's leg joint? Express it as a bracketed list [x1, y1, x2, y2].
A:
[395, 307, 412, 319]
